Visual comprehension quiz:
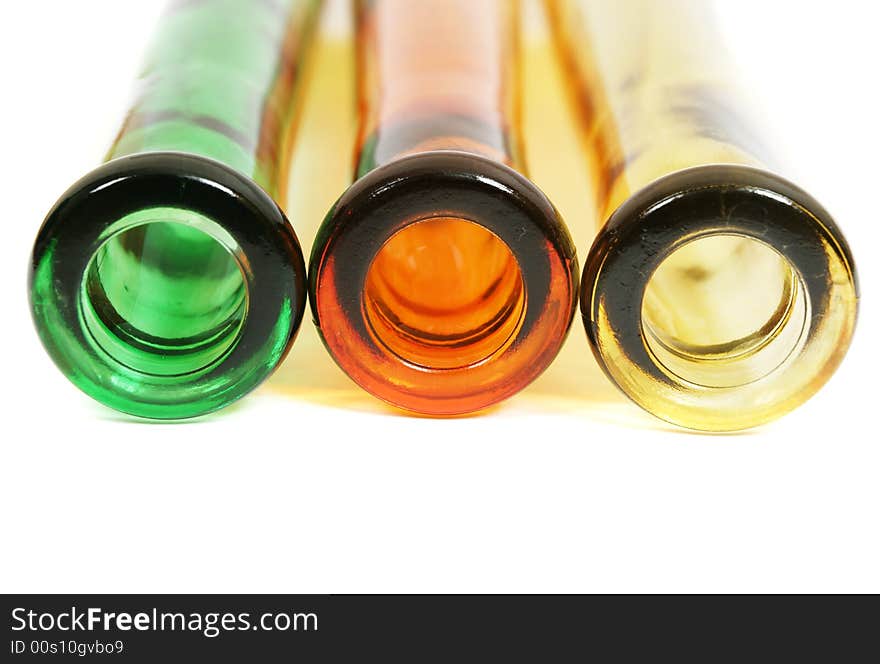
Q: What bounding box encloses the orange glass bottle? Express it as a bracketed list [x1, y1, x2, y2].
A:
[309, 0, 578, 415]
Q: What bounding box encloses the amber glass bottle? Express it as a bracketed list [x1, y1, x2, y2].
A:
[309, 0, 578, 415]
[549, 0, 858, 430]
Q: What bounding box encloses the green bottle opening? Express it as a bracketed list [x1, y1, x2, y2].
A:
[30, 152, 306, 420]
[81, 208, 248, 378]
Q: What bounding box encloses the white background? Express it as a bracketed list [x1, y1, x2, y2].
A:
[0, 0, 877, 593]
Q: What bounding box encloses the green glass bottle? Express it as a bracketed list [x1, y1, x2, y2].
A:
[29, 0, 320, 419]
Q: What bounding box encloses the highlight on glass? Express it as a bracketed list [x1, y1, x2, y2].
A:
[309, 0, 579, 416]
[548, 0, 858, 431]
[29, 0, 321, 419]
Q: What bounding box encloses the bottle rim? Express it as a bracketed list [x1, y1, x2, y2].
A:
[309, 150, 579, 415]
[29, 151, 307, 420]
[581, 164, 859, 431]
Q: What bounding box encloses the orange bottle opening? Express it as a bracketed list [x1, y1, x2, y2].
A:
[363, 217, 526, 370]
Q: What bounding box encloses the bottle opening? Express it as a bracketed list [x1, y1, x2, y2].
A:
[641, 234, 808, 388]
[81, 210, 247, 377]
[363, 217, 526, 370]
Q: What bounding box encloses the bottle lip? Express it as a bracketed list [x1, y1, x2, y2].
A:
[29, 151, 307, 420]
[309, 150, 579, 415]
[582, 163, 859, 431]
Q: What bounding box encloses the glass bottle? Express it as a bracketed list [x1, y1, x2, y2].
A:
[309, 0, 578, 416]
[29, 0, 321, 419]
[548, 0, 859, 430]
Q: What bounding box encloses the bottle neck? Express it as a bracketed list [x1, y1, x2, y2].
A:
[106, 0, 319, 200]
[354, 0, 523, 177]
[550, 0, 775, 220]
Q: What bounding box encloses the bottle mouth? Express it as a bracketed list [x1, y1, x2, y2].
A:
[363, 216, 526, 370]
[310, 151, 578, 415]
[81, 208, 248, 378]
[582, 165, 858, 431]
[640, 234, 808, 389]
[30, 152, 306, 419]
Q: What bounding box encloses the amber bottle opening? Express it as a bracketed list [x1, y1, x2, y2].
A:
[582, 165, 858, 431]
